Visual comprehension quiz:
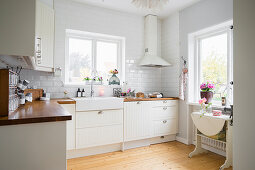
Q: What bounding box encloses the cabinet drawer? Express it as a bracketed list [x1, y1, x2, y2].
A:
[76, 109, 123, 129]
[76, 124, 123, 149]
[152, 106, 177, 120]
[152, 100, 178, 107]
[154, 118, 177, 136]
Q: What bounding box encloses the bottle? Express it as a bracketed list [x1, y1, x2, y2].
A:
[77, 88, 81, 97]
[82, 89, 85, 97]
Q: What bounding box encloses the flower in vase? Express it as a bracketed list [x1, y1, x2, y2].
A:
[199, 98, 207, 104]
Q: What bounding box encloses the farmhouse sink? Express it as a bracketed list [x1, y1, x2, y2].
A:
[73, 97, 124, 111]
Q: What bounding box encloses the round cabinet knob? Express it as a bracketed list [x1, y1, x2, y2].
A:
[163, 100, 167, 103]
[163, 107, 167, 110]
[98, 111, 103, 114]
[163, 120, 167, 123]
[137, 101, 141, 104]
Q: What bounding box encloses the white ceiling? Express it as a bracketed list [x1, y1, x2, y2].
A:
[73, 0, 202, 18]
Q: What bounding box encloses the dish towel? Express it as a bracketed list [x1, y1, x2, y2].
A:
[179, 68, 188, 100]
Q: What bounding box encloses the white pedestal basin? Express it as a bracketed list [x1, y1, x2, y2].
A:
[73, 97, 124, 111]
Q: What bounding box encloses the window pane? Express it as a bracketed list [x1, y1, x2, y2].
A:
[200, 33, 228, 101]
[96, 41, 118, 77]
[69, 38, 92, 83]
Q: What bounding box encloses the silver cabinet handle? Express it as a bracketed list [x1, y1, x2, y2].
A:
[163, 100, 167, 103]
[137, 101, 141, 104]
[98, 111, 103, 114]
[36, 37, 41, 53]
[163, 120, 167, 123]
[36, 37, 42, 64]
[163, 107, 167, 110]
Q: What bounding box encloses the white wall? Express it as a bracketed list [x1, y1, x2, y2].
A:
[233, 0, 255, 169]
[177, 0, 233, 140]
[161, 12, 180, 97]
[20, 0, 162, 98]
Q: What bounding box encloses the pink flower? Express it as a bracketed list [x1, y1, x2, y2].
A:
[207, 83, 215, 89]
[199, 99, 204, 104]
[203, 98, 207, 102]
[200, 83, 207, 90]
[199, 98, 207, 104]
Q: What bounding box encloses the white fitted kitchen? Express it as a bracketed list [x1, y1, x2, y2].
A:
[2, 0, 255, 169]
[61, 98, 178, 158]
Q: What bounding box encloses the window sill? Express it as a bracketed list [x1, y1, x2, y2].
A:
[64, 83, 122, 88]
[187, 102, 226, 109]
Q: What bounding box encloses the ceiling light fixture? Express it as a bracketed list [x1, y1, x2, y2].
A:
[132, 0, 169, 9]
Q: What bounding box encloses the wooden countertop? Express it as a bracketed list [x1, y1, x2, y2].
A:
[0, 100, 72, 126]
[54, 98, 76, 104]
[124, 97, 179, 102]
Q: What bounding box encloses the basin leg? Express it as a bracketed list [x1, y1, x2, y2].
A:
[189, 133, 208, 158]
[219, 159, 231, 170]
[219, 122, 233, 170]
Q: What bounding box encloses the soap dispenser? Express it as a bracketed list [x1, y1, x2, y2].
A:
[77, 88, 81, 97]
[81, 89, 85, 97]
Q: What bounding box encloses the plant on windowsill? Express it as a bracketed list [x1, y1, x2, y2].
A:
[83, 76, 103, 85]
[200, 81, 215, 104]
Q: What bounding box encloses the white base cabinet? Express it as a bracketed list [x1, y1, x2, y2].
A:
[124, 100, 178, 142]
[76, 124, 123, 149]
[63, 99, 178, 158]
[124, 101, 152, 141]
[151, 100, 178, 137]
[76, 109, 123, 149]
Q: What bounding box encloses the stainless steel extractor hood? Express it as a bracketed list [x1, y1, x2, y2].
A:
[139, 15, 171, 67]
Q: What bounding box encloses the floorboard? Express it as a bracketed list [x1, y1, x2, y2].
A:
[67, 141, 232, 170]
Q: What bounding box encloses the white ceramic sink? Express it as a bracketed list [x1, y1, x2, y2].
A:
[73, 97, 124, 111]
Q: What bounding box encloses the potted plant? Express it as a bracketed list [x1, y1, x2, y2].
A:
[83, 76, 91, 85]
[109, 69, 120, 85]
[200, 82, 215, 104]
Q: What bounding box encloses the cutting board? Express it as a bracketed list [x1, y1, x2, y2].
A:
[24, 89, 43, 101]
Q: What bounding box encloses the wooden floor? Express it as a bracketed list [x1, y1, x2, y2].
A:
[67, 141, 232, 170]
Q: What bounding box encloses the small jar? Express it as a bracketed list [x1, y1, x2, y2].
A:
[19, 94, 25, 105]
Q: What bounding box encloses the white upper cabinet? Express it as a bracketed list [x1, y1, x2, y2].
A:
[0, 0, 36, 57]
[35, 1, 54, 71]
[0, 0, 54, 72]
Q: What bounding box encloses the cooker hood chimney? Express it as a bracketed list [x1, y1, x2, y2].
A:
[139, 15, 171, 67]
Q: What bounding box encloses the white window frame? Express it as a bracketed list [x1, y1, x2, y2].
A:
[65, 29, 125, 86]
[188, 21, 233, 105]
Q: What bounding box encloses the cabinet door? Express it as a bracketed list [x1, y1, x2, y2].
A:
[76, 124, 123, 149]
[153, 118, 177, 136]
[35, 1, 54, 71]
[124, 102, 152, 141]
[0, 0, 36, 57]
[76, 110, 123, 129]
[60, 104, 76, 150]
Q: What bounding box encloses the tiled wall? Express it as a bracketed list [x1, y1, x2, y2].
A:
[161, 13, 180, 97]
[19, 0, 163, 98]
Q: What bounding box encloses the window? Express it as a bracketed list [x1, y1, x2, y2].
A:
[189, 22, 233, 105]
[65, 29, 125, 84]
